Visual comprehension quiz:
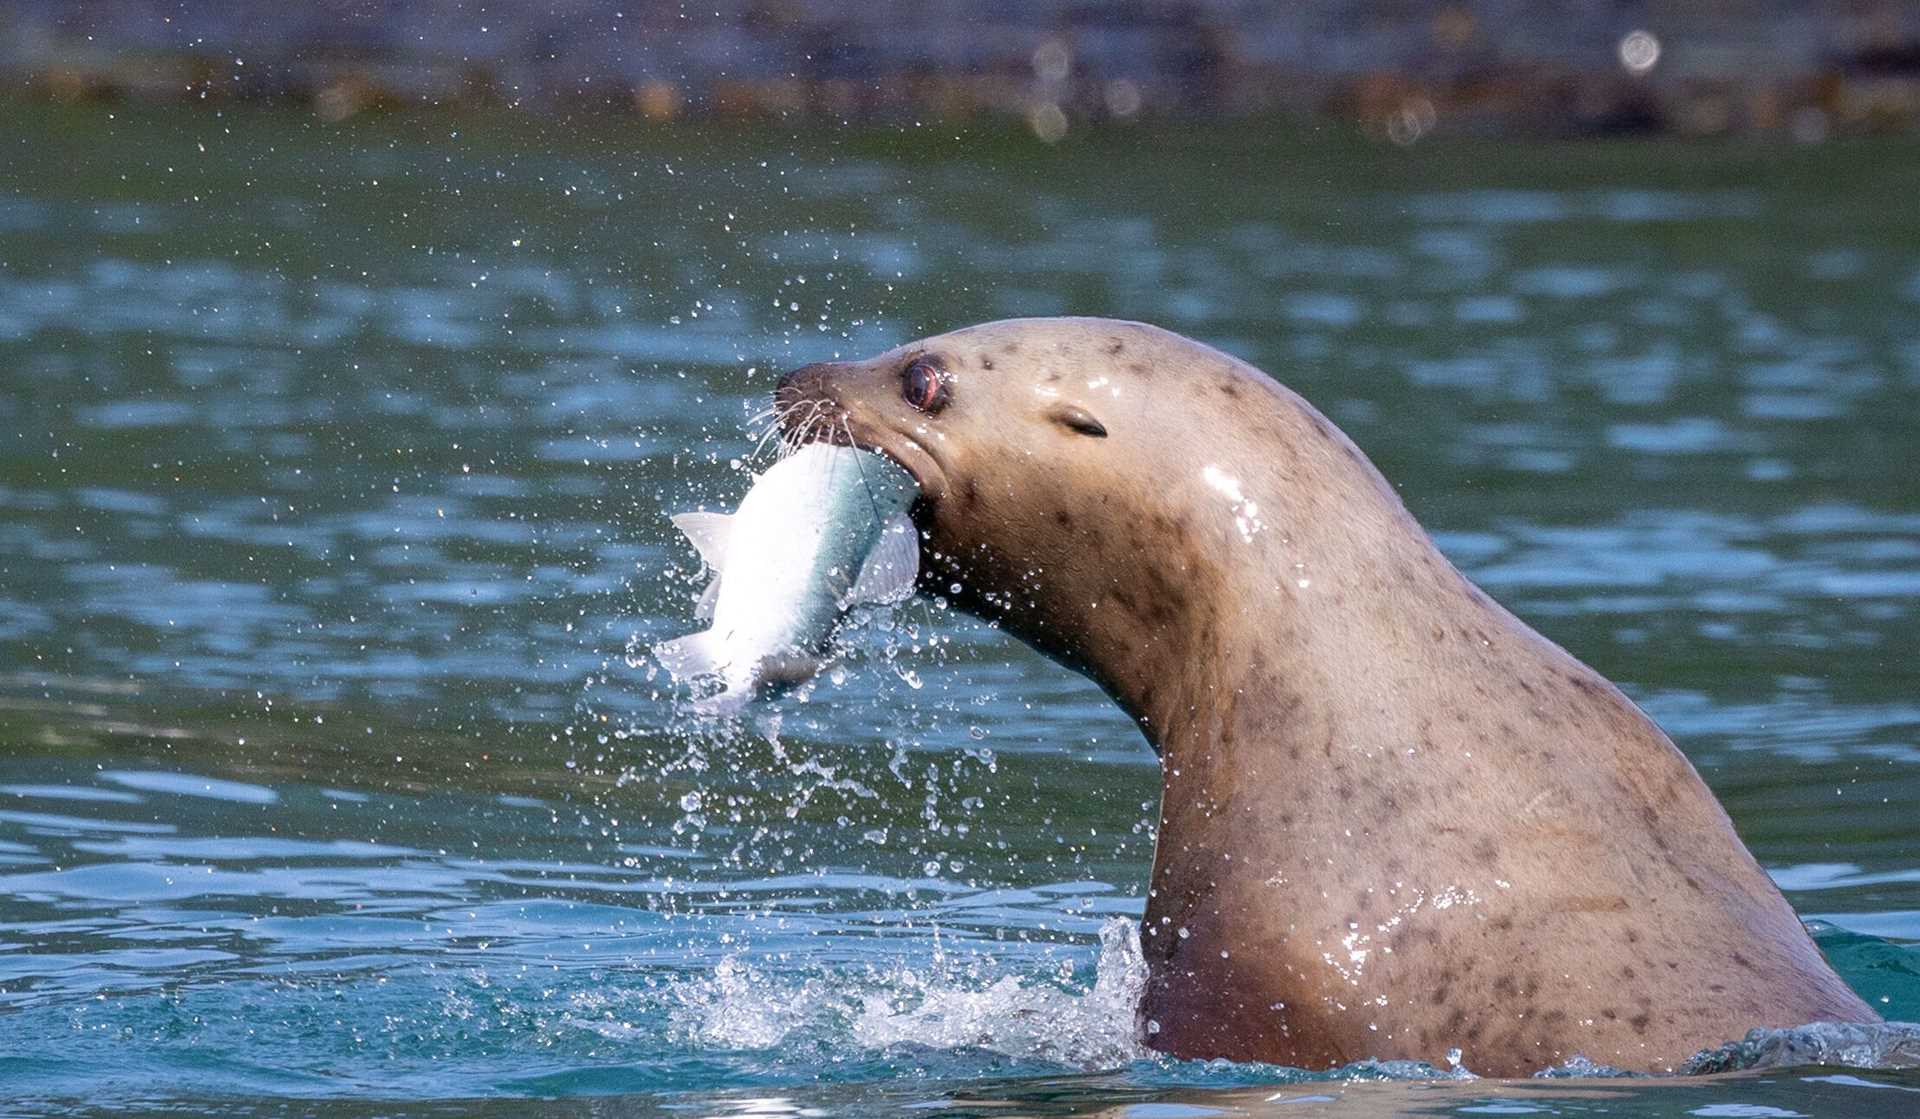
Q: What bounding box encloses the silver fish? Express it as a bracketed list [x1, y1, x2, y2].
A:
[654, 443, 920, 712]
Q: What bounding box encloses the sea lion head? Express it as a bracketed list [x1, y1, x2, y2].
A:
[775, 316, 1332, 704]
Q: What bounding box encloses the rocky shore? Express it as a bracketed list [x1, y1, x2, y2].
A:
[4, 1, 1919, 139]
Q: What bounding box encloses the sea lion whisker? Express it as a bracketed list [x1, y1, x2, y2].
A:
[779, 404, 810, 459]
[746, 416, 780, 460]
[801, 402, 838, 455]
[777, 400, 827, 460]
[748, 403, 798, 463]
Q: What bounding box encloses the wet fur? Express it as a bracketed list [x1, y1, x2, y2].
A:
[776, 316, 1876, 1076]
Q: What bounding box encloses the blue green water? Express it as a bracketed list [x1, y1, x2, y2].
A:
[0, 104, 1917, 1114]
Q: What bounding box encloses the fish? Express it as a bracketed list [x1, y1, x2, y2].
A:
[654, 442, 921, 712]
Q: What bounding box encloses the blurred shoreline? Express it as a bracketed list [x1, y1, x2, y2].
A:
[4, 1, 1918, 142]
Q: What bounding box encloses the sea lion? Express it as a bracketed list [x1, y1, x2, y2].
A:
[772, 316, 1877, 1076]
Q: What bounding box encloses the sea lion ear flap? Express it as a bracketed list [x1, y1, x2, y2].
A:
[1048, 403, 1108, 438]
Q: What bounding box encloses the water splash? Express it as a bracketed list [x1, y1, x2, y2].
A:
[1684, 1021, 1920, 1073]
[670, 956, 846, 1050]
[1531, 1054, 1639, 1078]
[851, 918, 1150, 1067]
[668, 918, 1149, 1067]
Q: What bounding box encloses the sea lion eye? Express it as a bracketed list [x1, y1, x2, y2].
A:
[902, 358, 950, 413]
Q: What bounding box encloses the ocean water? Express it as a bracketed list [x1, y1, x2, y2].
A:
[0, 103, 1916, 1115]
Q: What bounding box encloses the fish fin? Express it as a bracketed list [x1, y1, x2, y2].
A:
[670, 512, 733, 571]
[653, 630, 725, 681]
[694, 576, 721, 622]
[847, 514, 920, 605]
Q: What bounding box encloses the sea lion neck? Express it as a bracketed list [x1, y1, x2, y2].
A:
[1028, 387, 1461, 773]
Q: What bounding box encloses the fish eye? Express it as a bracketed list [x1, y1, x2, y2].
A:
[902, 357, 951, 414]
